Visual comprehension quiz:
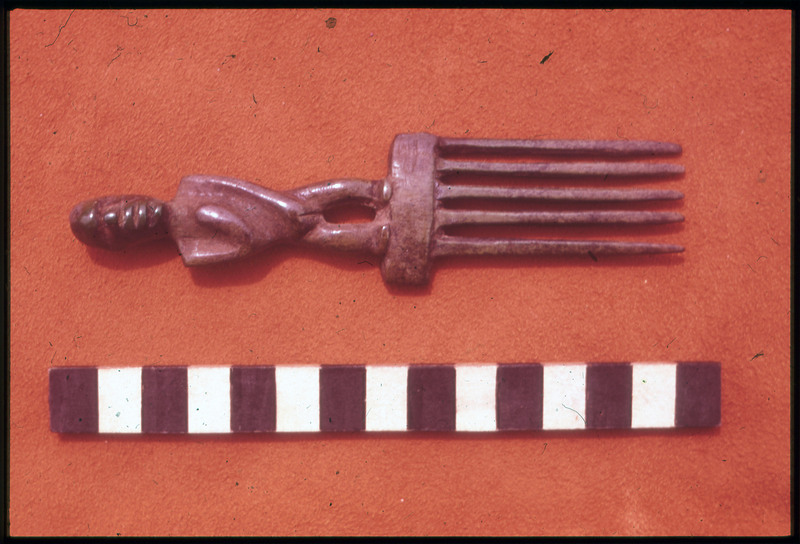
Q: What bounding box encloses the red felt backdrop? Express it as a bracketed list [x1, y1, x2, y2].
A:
[9, 9, 791, 536]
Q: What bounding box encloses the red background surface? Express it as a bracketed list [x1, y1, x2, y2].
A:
[9, 9, 791, 536]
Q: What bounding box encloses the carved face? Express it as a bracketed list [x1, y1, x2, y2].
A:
[69, 195, 169, 251]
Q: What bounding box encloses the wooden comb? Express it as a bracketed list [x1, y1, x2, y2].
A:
[70, 133, 684, 285]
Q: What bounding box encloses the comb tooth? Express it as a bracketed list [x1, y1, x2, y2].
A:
[436, 185, 684, 202]
[436, 159, 685, 178]
[437, 210, 684, 227]
[438, 138, 682, 156]
[433, 236, 684, 257]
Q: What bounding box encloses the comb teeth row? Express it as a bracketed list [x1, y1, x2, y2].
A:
[49, 362, 720, 434]
[429, 136, 686, 258]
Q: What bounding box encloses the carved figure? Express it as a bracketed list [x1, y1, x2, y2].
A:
[70, 133, 684, 285]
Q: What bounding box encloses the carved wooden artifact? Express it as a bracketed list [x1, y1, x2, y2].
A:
[70, 133, 685, 285]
